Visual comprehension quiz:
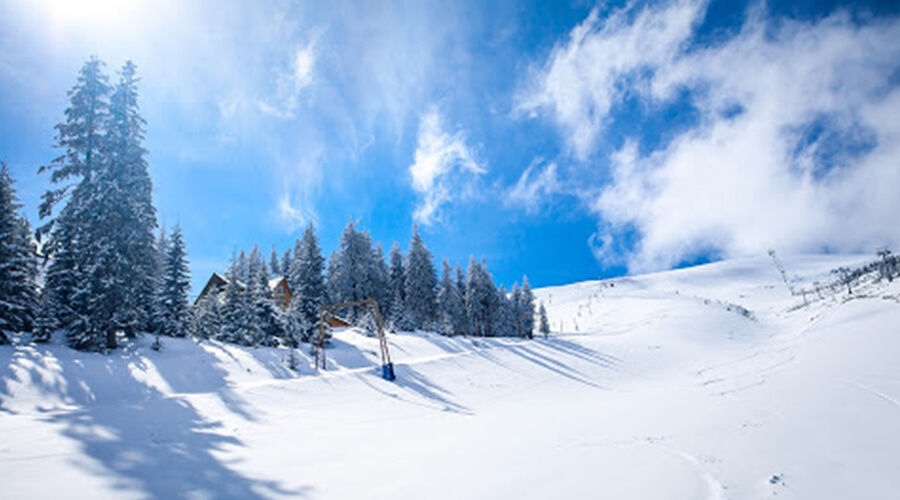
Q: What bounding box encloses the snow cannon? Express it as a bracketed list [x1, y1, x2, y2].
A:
[382, 362, 396, 381]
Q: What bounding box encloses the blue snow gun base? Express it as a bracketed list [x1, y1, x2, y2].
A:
[382, 362, 396, 381]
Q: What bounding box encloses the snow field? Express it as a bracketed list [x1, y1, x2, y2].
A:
[1, 254, 899, 499]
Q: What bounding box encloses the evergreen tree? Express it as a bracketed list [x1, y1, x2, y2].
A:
[105, 61, 158, 334]
[150, 226, 169, 334]
[38, 57, 113, 350]
[403, 226, 437, 330]
[387, 242, 405, 326]
[454, 265, 467, 335]
[249, 245, 283, 345]
[520, 276, 535, 339]
[465, 257, 497, 336]
[220, 252, 255, 345]
[436, 260, 454, 336]
[192, 293, 222, 339]
[281, 248, 292, 279]
[0, 163, 38, 341]
[32, 288, 56, 343]
[270, 245, 281, 276]
[493, 285, 516, 336]
[511, 283, 523, 337]
[538, 302, 550, 338]
[327, 222, 376, 322]
[437, 260, 465, 336]
[455, 265, 466, 310]
[288, 224, 326, 343]
[158, 225, 191, 337]
[370, 243, 391, 316]
[38, 58, 158, 350]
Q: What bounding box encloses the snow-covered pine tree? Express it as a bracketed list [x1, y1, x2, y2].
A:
[234, 249, 250, 283]
[403, 226, 437, 330]
[37, 59, 159, 350]
[281, 248, 292, 279]
[464, 257, 480, 335]
[538, 302, 550, 338]
[511, 283, 523, 337]
[38, 57, 113, 351]
[40, 223, 77, 338]
[289, 224, 327, 343]
[453, 265, 467, 335]
[437, 260, 466, 336]
[32, 288, 56, 343]
[192, 292, 222, 339]
[220, 252, 254, 345]
[0, 163, 38, 341]
[465, 257, 497, 336]
[520, 276, 535, 339]
[105, 61, 158, 335]
[270, 245, 281, 276]
[370, 243, 390, 317]
[436, 260, 455, 336]
[150, 226, 169, 335]
[283, 301, 306, 349]
[327, 222, 376, 322]
[158, 225, 191, 337]
[249, 245, 282, 345]
[493, 285, 516, 336]
[387, 242, 405, 326]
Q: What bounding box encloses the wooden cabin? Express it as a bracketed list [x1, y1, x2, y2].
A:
[268, 276, 291, 309]
[194, 273, 292, 310]
[196, 273, 228, 304]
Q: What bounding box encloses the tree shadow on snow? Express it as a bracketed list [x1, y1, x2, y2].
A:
[501, 343, 608, 389]
[537, 337, 625, 372]
[149, 340, 261, 422]
[1, 341, 310, 498]
[46, 393, 309, 498]
[324, 336, 379, 370]
[355, 364, 473, 416]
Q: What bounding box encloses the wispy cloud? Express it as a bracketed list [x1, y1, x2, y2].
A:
[505, 159, 560, 213]
[518, 0, 703, 160]
[275, 147, 323, 231]
[521, 0, 900, 271]
[257, 31, 320, 120]
[409, 107, 484, 225]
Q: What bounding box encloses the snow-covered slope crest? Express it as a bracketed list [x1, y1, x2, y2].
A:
[1, 254, 899, 499]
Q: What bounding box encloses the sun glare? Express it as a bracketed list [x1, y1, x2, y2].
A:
[33, 0, 147, 37]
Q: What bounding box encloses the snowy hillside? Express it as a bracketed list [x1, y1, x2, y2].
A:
[2, 254, 899, 499]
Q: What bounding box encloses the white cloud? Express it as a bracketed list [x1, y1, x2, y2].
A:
[257, 34, 319, 120]
[276, 149, 323, 231]
[409, 107, 484, 224]
[506, 159, 560, 213]
[518, 0, 703, 159]
[522, 0, 900, 271]
[293, 43, 315, 88]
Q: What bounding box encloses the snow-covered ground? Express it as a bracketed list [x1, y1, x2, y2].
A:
[2, 254, 899, 499]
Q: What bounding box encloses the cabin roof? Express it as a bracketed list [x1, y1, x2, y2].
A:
[195, 273, 291, 305]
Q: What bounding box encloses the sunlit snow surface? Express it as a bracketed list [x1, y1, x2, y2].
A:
[2, 254, 899, 499]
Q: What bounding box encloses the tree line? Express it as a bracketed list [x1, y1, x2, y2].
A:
[192, 220, 550, 348]
[0, 56, 550, 351]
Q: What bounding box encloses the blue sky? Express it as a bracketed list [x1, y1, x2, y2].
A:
[1, 0, 899, 295]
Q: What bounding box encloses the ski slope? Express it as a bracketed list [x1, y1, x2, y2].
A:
[1, 254, 899, 499]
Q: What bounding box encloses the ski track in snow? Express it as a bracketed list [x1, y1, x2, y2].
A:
[646, 441, 726, 500]
[855, 382, 900, 410]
